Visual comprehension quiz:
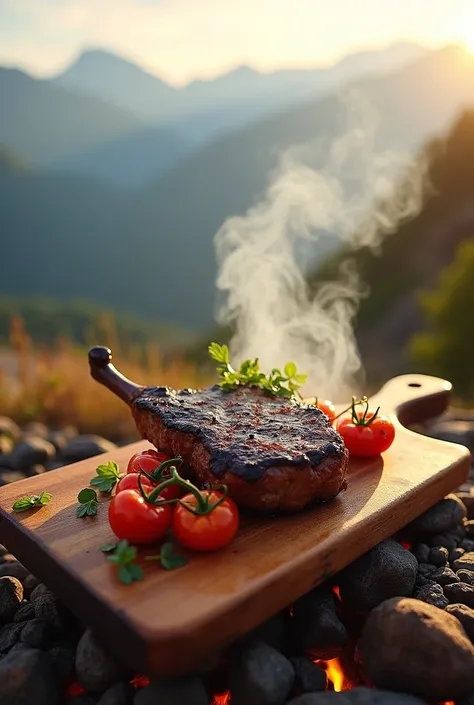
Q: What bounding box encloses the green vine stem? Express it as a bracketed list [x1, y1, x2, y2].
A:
[137, 460, 229, 517]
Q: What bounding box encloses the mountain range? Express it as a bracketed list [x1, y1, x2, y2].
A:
[1, 42, 426, 186]
[0, 44, 473, 335]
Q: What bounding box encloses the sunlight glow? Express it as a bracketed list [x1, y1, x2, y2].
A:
[453, 7, 474, 52]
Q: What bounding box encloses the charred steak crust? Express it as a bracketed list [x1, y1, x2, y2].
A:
[132, 385, 348, 513]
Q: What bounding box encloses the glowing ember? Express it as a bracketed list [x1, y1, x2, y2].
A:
[64, 680, 85, 699]
[211, 692, 231, 705]
[130, 675, 151, 689]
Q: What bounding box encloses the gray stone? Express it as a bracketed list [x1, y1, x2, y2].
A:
[431, 566, 460, 587]
[0, 621, 26, 652]
[0, 647, 59, 704]
[429, 420, 474, 450]
[287, 689, 426, 705]
[22, 422, 50, 439]
[21, 619, 51, 649]
[33, 592, 66, 629]
[0, 434, 14, 455]
[0, 576, 23, 623]
[14, 602, 36, 622]
[444, 582, 474, 607]
[292, 586, 347, 658]
[30, 584, 51, 602]
[47, 431, 68, 454]
[68, 696, 99, 705]
[46, 645, 75, 686]
[0, 470, 27, 484]
[247, 611, 290, 654]
[25, 465, 46, 478]
[446, 604, 474, 642]
[9, 438, 55, 471]
[408, 495, 467, 535]
[61, 436, 117, 463]
[133, 677, 208, 705]
[454, 552, 474, 572]
[0, 417, 20, 442]
[0, 561, 29, 581]
[76, 628, 129, 692]
[457, 569, 474, 586]
[457, 492, 474, 520]
[429, 546, 449, 566]
[229, 641, 295, 705]
[417, 562, 436, 578]
[428, 533, 458, 552]
[339, 540, 417, 613]
[98, 682, 134, 705]
[359, 597, 474, 701]
[291, 657, 327, 693]
[410, 543, 430, 563]
[450, 547, 465, 564]
[414, 581, 449, 609]
[22, 574, 41, 598]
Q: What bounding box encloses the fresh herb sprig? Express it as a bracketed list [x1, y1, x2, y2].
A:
[145, 542, 188, 571]
[76, 488, 99, 517]
[89, 461, 121, 494]
[106, 540, 144, 585]
[208, 342, 307, 400]
[12, 492, 52, 512]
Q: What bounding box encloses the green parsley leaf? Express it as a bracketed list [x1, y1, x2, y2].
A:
[89, 461, 121, 494]
[208, 342, 230, 365]
[76, 487, 98, 518]
[12, 491, 52, 513]
[145, 541, 188, 571]
[208, 341, 307, 400]
[106, 540, 143, 585]
[100, 543, 117, 553]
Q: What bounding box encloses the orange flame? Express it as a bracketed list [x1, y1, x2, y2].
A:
[212, 692, 231, 705]
[325, 659, 345, 692]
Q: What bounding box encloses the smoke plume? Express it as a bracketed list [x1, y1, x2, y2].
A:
[214, 91, 427, 401]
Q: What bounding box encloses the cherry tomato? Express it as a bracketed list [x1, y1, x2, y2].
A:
[108, 489, 172, 545]
[126, 449, 182, 501]
[172, 491, 239, 552]
[127, 449, 171, 476]
[336, 413, 395, 457]
[316, 399, 336, 423]
[115, 473, 154, 495]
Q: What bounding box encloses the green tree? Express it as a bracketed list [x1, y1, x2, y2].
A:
[410, 239, 474, 398]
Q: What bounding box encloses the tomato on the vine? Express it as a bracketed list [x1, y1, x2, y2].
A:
[127, 449, 171, 476]
[126, 449, 182, 500]
[336, 412, 395, 457]
[108, 489, 172, 545]
[115, 473, 154, 495]
[173, 491, 239, 552]
[315, 399, 336, 423]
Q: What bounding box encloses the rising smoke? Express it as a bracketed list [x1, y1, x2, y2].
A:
[213, 90, 428, 402]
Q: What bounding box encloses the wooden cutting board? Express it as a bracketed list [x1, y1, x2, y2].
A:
[0, 374, 470, 677]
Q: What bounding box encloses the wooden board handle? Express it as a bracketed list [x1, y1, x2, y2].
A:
[88, 346, 144, 405]
[364, 374, 452, 427]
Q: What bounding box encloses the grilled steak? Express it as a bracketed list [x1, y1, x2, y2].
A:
[132, 384, 348, 513]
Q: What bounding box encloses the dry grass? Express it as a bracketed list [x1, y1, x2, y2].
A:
[0, 316, 210, 439]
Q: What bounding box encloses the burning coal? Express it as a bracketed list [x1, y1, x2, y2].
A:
[214, 90, 428, 401]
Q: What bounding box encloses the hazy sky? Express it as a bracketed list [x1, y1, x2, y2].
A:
[0, 0, 473, 85]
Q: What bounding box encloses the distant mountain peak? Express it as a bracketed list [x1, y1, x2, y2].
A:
[56, 46, 173, 90]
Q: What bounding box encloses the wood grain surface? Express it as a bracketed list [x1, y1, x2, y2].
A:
[0, 373, 470, 676]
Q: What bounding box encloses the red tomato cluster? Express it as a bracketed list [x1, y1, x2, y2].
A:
[315, 398, 395, 457]
[108, 449, 239, 551]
